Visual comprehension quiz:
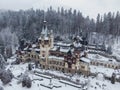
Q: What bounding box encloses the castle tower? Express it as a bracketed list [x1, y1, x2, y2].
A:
[39, 21, 54, 67]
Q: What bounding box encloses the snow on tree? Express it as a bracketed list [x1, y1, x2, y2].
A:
[0, 69, 4, 78]
[101, 42, 106, 51]
[107, 46, 112, 54]
[12, 58, 21, 65]
[0, 86, 4, 90]
[0, 54, 6, 69]
[28, 63, 32, 70]
[35, 61, 39, 68]
[95, 43, 99, 49]
[0, 69, 13, 84]
[0, 69, 13, 85]
[96, 73, 104, 81]
[22, 74, 32, 88]
[111, 73, 116, 84]
[81, 45, 85, 51]
[0, 27, 19, 56]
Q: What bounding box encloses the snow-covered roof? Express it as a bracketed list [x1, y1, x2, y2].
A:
[29, 48, 33, 50]
[32, 44, 36, 48]
[60, 48, 69, 53]
[34, 48, 40, 51]
[80, 57, 90, 63]
[55, 42, 71, 47]
[50, 46, 58, 51]
[76, 35, 82, 41]
[38, 37, 41, 40]
[44, 37, 49, 40]
[21, 51, 25, 54]
[23, 47, 28, 50]
[88, 54, 117, 63]
[48, 56, 64, 60]
[73, 41, 82, 48]
[80, 52, 84, 56]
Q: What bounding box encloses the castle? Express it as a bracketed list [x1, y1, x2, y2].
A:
[17, 21, 90, 75]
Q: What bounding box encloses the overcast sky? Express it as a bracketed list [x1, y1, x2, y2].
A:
[0, 0, 120, 19]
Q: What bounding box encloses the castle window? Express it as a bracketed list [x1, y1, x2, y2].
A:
[60, 62, 62, 65]
[53, 61, 56, 64]
[38, 56, 39, 59]
[39, 40, 41, 44]
[105, 64, 107, 67]
[42, 51, 45, 54]
[50, 61, 52, 64]
[56, 67, 57, 70]
[69, 70, 71, 73]
[100, 63, 103, 66]
[43, 65, 45, 69]
[31, 55, 33, 58]
[112, 65, 114, 68]
[81, 66, 85, 69]
[62, 63, 65, 66]
[57, 62, 59, 65]
[62, 68, 64, 73]
[28, 54, 30, 57]
[58, 68, 60, 70]
[45, 40, 49, 44]
[42, 54, 45, 57]
[53, 66, 54, 69]
[34, 55, 36, 58]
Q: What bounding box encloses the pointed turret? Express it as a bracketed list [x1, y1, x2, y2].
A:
[41, 20, 48, 37]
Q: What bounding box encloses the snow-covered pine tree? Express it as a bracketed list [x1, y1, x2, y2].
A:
[0, 69, 13, 84]
[0, 54, 6, 69]
[101, 42, 106, 51]
[0, 86, 4, 90]
[111, 73, 116, 84]
[107, 46, 112, 54]
[22, 74, 32, 88]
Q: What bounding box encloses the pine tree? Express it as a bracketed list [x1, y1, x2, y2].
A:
[111, 73, 116, 84]
[107, 46, 112, 54]
[0, 69, 13, 85]
[101, 42, 106, 51]
[28, 63, 32, 71]
[22, 75, 32, 88]
[0, 86, 4, 90]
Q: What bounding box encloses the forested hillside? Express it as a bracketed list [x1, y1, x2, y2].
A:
[0, 7, 120, 56]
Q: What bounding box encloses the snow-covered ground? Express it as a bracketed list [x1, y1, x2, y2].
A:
[0, 57, 119, 90]
[88, 77, 120, 90]
[90, 65, 114, 77]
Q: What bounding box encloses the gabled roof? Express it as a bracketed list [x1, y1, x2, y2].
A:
[80, 57, 90, 63]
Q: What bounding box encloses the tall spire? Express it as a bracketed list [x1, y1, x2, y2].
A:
[44, 20, 48, 37]
[41, 12, 48, 37]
